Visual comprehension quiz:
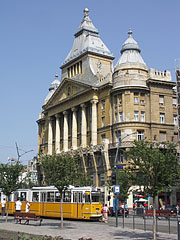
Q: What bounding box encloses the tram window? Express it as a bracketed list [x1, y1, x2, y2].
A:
[14, 192, 19, 201]
[32, 192, 39, 202]
[47, 192, 55, 202]
[85, 193, 90, 203]
[79, 192, 82, 203]
[91, 192, 100, 202]
[73, 192, 77, 203]
[63, 191, 71, 202]
[9, 194, 13, 201]
[55, 192, 60, 202]
[20, 192, 27, 201]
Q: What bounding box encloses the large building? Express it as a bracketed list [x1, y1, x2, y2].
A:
[37, 8, 178, 188]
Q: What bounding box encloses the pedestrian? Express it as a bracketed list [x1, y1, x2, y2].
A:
[15, 197, 22, 212]
[102, 204, 109, 223]
[1, 198, 6, 217]
[24, 200, 30, 224]
[176, 205, 179, 216]
[25, 200, 30, 213]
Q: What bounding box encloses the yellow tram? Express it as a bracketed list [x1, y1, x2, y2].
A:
[0, 186, 103, 220]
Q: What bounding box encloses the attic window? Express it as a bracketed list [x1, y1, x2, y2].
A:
[68, 61, 82, 78]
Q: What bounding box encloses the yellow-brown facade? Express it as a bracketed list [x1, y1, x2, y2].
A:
[37, 9, 178, 187]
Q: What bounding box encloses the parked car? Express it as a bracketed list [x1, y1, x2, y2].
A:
[109, 207, 129, 217]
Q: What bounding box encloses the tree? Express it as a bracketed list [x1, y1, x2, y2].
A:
[41, 153, 89, 228]
[0, 162, 24, 222]
[116, 169, 132, 202]
[126, 140, 180, 240]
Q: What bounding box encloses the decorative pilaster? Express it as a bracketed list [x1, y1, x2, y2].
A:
[91, 99, 98, 145]
[80, 104, 87, 147]
[48, 117, 53, 155]
[63, 111, 68, 152]
[55, 114, 61, 154]
[71, 107, 77, 150]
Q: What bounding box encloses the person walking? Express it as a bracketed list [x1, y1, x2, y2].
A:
[1, 198, 6, 217]
[24, 200, 30, 224]
[15, 197, 22, 223]
[102, 204, 109, 223]
[25, 200, 30, 213]
[176, 204, 179, 216]
[15, 197, 22, 212]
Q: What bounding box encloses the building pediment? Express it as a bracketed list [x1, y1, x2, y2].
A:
[44, 78, 92, 108]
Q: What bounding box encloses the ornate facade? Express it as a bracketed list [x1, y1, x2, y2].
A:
[37, 8, 178, 187]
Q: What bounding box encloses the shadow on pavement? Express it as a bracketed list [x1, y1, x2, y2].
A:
[113, 231, 153, 239]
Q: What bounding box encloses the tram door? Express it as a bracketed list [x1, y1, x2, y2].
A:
[73, 191, 83, 218]
[40, 192, 46, 216]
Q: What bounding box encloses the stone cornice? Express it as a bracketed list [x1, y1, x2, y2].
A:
[147, 79, 176, 87]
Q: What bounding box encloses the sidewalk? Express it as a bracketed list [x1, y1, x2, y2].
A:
[0, 216, 177, 240]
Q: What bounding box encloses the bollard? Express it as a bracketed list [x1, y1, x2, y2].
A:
[178, 220, 180, 240]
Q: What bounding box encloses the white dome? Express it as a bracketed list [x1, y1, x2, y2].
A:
[44, 73, 60, 105]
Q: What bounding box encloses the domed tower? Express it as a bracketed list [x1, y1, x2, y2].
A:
[61, 8, 114, 86]
[113, 29, 148, 88]
[43, 72, 60, 105]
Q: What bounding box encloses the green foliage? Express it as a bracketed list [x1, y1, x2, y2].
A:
[17, 233, 63, 240]
[41, 154, 89, 194]
[126, 140, 180, 199]
[0, 162, 24, 197]
[116, 169, 132, 201]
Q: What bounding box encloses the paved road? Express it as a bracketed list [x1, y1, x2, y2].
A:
[0, 216, 178, 240]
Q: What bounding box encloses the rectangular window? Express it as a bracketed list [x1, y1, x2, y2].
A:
[160, 113, 165, 123]
[119, 112, 123, 122]
[100, 174, 105, 186]
[115, 112, 118, 123]
[119, 94, 122, 105]
[137, 130, 144, 140]
[102, 116, 105, 127]
[134, 93, 139, 103]
[63, 191, 71, 202]
[32, 192, 39, 202]
[114, 95, 117, 107]
[174, 115, 178, 125]
[47, 192, 55, 202]
[159, 95, 164, 105]
[173, 98, 177, 107]
[134, 111, 139, 121]
[20, 192, 27, 202]
[55, 192, 60, 202]
[141, 111, 145, 122]
[101, 100, 105, 110]
[160, 132, 166, 142]
[140, 93, 145, 104]
[101, 134, 106, 143]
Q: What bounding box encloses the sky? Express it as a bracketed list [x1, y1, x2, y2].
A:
[0, 0, 179, 165]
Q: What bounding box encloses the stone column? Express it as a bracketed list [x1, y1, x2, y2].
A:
[91, 99, 98, 145]
[81, 104, 87, 147]
[48, 117, 53, 155]
[71, 107, 77, 150]
[55, 114, 61, 154]
[63, 111, 68, 152]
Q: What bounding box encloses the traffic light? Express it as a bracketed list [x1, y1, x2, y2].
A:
[111, 172, 116, 185]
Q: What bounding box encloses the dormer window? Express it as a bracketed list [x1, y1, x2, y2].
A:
[68, 61, 82, 78]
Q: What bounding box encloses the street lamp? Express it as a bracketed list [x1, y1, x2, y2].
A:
[15, 142, 34, 162]
[114, 131, 136, 227]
